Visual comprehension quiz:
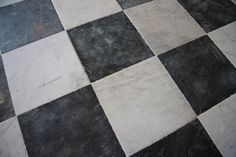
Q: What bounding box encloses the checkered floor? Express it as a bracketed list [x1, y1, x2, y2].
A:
[0, 0, 236, 156]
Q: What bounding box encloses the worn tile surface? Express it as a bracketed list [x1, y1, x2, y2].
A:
[0, 56, 14, 122]
[93, 57, 196, 156]
[132, 119, 222, 157]
[159, 36, 236, 115]
[2, 32, 89, 115]
[68, 12, 154, 82]
[116, 0, 153, 9]
[0, 0, 63, 53]
[18, 85, 125, 157]
[125, 0, 205, 55]
[209, 22, 236, 67]
[52, 0, 121, 29]
[0, 117, 28, 157]
[199, 94, 236, 157]
[177, 0, 236, 32]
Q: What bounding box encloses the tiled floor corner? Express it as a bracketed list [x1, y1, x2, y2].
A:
[2, 32, 89, 115]
[125, 0, 205, 55]
[92, 57, 196, 156]
[0, 0, 63, 53]
[0, 0, 236, 156]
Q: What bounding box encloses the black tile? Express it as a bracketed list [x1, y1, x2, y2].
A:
[132, 119, 222, 157]
[116, 0, 153, 9]
[177, 0, 236, 32]
[18, 85, 125, 157]
[0, 56, 15, 122]
[0, 0, 63, 53]
[68, 12, 154, 82]
[158, 36, 236, 115]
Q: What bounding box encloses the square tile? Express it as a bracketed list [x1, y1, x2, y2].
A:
[68, 12, 154, 82]
[132, 119, 222, 157]
[2, 32, 89, 115]
[199, 94, 236, 157]
[159, 35, 236, 115]
[92, 57, 196, 156]
[0, 0, 63, 54]
[0, 117, 28, 157]
[0, 56, 15, 122]
[52, 0, 121, 29]
[177, 0, 236, 33]
[125, 0, 205, 55]
[208, 22, 236, 67]
[116, 0, 153, 9]
[18, 85, 125, 157]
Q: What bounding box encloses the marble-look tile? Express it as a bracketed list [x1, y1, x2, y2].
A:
[68, 12, 154, 82]
[125, 0, 205, 55]
[159, 36, 236, 115]
[0, 0, 63, 53]
[199, 94, 236, 157]
[0, 0, 24, 7]
[116, 0, 153, 9]
[18, 85, 125, 157]
[52, 0, 121, 29]
[208, 22, 236, 67]
[0, 117, 28, 157]
[2, 32, 89, 115]
[177, 0, 236, 33]
[0, 56, 15, 122]
[132, 119, 222, 157]
[92, 57, 196, 156]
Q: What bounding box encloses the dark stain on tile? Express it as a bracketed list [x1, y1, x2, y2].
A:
[177, 0, 236, 32]
[68, 12, 154, 82]
[0, 56, 15, 122]
[158, 36, 236, 115]
[132, 119, 222, 157]
[0, 0, 63, 53]
[18, 85, 125, 157]
[116, 0, 153, 9]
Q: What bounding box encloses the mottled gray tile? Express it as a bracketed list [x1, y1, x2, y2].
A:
[116, 0, 153, 9]
[0, 117, 28, 157]
[68, 12, 154, 82]
[208, 22, 236, 67]
[52, 0, 121, 29]
[0, 56, 14, 122]
[18, 85, 125, 157]
[0, 0, 24, 7]
[177, 0, 236, 32]
[132, 119, 222, 157]
[92, 57, 195, 156]
[0, 0, 63, 53]
[125, 0, 205, 55]
[199, 94, 236, 157]
[159, 36, 236, 115]
[3, 32, 89, 115]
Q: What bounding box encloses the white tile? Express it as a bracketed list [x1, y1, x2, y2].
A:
[208, 22, 236, 67]
[3, 32, 89, 115]
[199, 94, 236, 157]
[125, 0, 205, 55]
[52, 0, 122, 29]
[92, 57, 196, 156]
[0, 117, 28, 157]
[0, 0, 24, 7]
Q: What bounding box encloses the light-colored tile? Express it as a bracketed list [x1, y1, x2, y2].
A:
[92, 57, 196, 156]
[0, 117, 28, 157]
[208, 22, 236, 67]
[199, 94, 236, 157]
[3, 32, 89, 115]
[0, 0, 24, 7]
[125, 0, 205, 55]
[52, 0, 122, 30]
